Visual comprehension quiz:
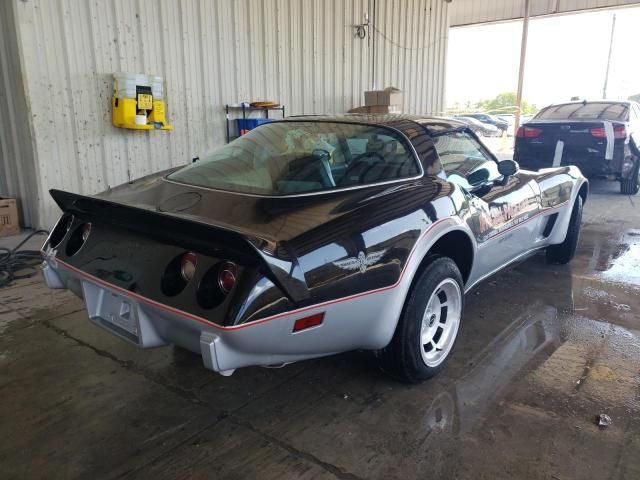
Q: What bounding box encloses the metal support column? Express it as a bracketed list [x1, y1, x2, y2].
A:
[602, 14, 616, 99]
[514, 0, 531, 132]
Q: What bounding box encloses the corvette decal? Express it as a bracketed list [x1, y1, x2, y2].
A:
[479, 198, 536, 238]
[333, 249, 388, 273]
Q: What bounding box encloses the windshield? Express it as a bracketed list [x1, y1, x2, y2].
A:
[535, 102, 629, 121]
[168, 122, 420, 195]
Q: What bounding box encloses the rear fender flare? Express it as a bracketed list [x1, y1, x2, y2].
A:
[373, 219, 477, 349]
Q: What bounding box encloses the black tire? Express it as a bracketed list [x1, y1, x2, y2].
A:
[378, 256, 464, 384]
[546, 196, 583, 264]
[620, 159, 640, 195]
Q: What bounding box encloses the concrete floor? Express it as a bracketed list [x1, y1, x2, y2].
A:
[1, 180, 639, 479]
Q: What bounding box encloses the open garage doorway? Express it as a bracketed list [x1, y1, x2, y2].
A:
[446, 5, 640, 159]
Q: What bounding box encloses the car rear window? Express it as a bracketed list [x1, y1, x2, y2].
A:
[535, 102, 629, 121]
[168, 121, 420, 195]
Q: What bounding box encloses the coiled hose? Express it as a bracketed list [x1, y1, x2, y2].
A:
[0, 230, 50, 288]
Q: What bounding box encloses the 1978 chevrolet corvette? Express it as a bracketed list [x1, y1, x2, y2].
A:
[42, 115, 588, 382]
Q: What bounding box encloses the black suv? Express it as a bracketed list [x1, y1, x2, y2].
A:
[515, 100, 640, 195]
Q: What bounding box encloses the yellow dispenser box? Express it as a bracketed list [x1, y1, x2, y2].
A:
[112, 73, 173, 130]
[147, 100, 172, 129]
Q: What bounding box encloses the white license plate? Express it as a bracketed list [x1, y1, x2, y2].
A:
[83, 282, 140, 343]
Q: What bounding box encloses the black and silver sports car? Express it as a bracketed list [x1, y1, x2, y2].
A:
[515, 100, 640, 194]
[42, 115, 588, 383]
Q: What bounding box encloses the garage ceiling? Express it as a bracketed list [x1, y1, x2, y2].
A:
[450, 0, 640, 26]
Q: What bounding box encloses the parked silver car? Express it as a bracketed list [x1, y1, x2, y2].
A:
[456, 116, 501, 137]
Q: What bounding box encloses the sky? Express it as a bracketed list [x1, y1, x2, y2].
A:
[446, 6, 640, 111]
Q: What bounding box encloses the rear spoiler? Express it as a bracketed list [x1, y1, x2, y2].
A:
[49, 189, 309, 303]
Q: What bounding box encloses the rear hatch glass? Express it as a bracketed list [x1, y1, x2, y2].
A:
[168, 121, 420, 196]
[534, 102, 629, 122]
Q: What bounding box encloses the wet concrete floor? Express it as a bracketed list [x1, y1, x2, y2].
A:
[1, 180, 639, 479]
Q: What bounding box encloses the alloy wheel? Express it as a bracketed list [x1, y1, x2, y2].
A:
[420, 278, 462, 367]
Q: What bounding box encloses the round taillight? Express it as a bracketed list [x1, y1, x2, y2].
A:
[161, 251, 197, 297]
[218, 262, 237, 294]
[196, 261, 238, 310]
[180, 252, 197, 282]
[48, 214, 74, 248]
[81, 223, 92, 242]
[65, 222, 92, 256]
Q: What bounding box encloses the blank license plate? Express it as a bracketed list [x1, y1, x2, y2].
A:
[86, 283, 140, 343]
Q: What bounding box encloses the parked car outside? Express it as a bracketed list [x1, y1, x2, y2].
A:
[515, 100, 640, 194]
[496, 114, 515, 126]
[464, 113, 509, 134]
[42, 115, 587, 383]
[455, 116, 501, 137]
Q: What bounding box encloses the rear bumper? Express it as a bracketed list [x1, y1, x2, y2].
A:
[515, 144, 635, 179]
[42, 257, 401, 375]
[517, 153, 614, 178]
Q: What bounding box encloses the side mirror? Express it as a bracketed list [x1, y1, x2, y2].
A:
[497, 159, 519, 177]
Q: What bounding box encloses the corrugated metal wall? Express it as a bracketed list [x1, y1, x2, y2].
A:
[373, 0, 448, 114]
[1, 0, 449, 230]
[0, 0, 39, 227]
[450, 0, 640, 26]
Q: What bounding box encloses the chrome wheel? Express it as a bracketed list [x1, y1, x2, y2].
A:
[420, 278, 462, 367]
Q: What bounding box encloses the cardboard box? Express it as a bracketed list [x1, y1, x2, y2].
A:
[377, 90, 402, 106]
[364, 87, 402, 106]
[0, 197, 20, 237]
[364, 91, 380, 106]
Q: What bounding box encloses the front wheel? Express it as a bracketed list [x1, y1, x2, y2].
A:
[378, 256, 464, 383]
[620, 159, 640, 195]
[546, 196, 583, 264]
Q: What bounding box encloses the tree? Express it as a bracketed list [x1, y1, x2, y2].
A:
[474, 92, 537, 115]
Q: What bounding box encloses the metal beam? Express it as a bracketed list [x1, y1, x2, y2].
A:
[514, 0, 530, 132]
[602, 14, 616, 99]
[450, 0, 640, 28]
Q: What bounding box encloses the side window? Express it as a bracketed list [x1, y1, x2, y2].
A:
[432, 131, 501, 191]
[338, 133, 418, 186]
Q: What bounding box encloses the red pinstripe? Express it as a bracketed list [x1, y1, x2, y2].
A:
[48, 200, 569, 332]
